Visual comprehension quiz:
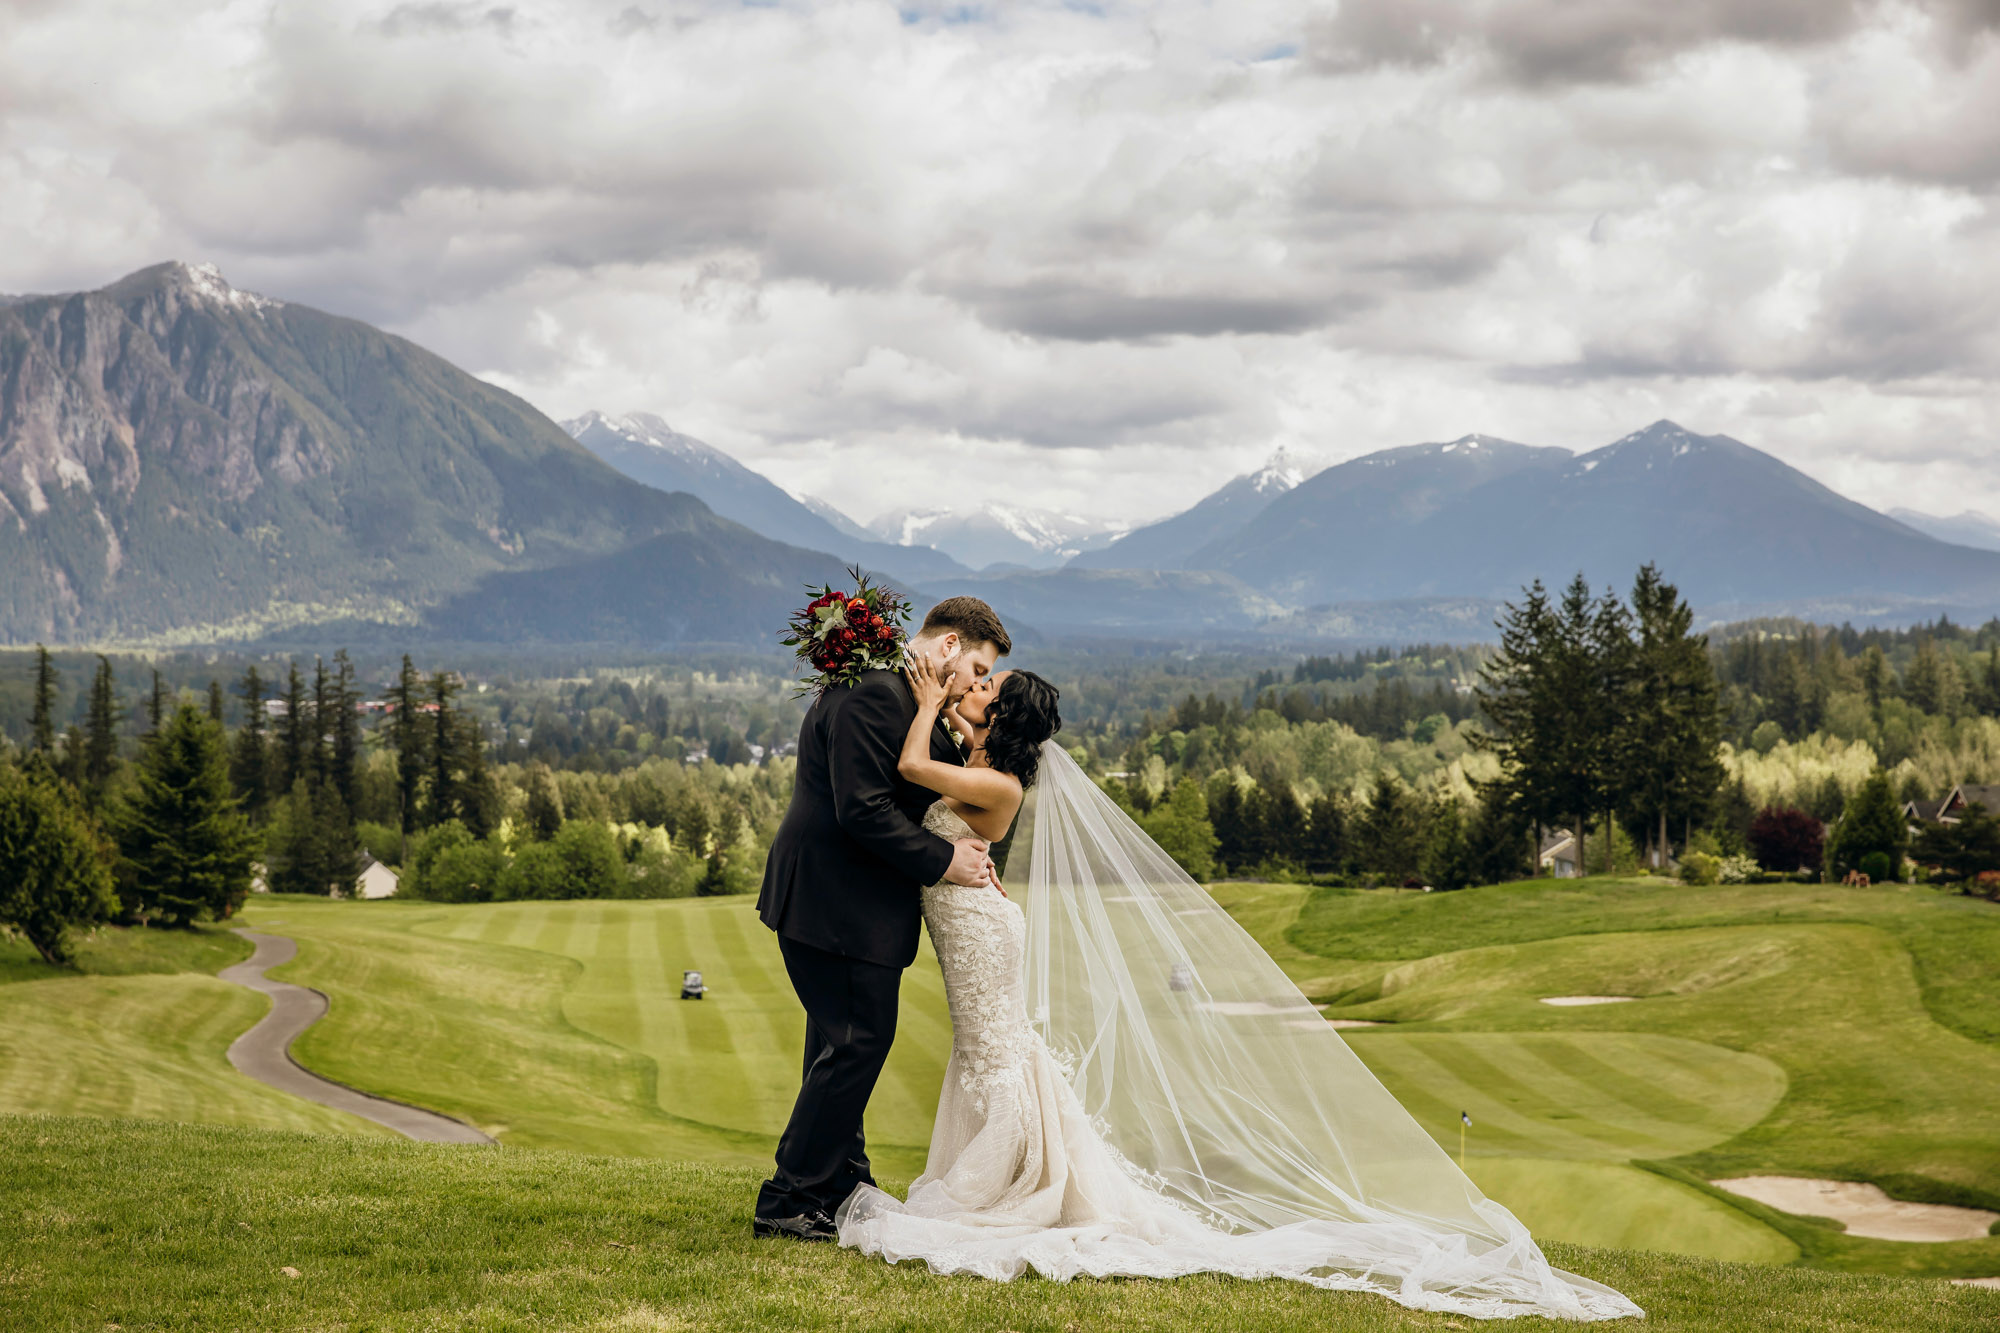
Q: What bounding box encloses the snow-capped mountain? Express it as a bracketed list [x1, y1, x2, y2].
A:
[799, 494, 876, 544]
[868, 504, 1129, 571]
[562, 411, 969, 581]
[1069, 447, 1315, 572]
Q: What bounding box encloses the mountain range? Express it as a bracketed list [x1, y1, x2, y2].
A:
[1109, 422, 2000, 617]
[1888, 508, 2000, 554]
[7, 262, 2000, 650]
[0, 263, 850, 645]
[1068, 448, 1309, 572]
[562, 411, 968, 582]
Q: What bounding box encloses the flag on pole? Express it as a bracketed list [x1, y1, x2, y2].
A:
[1461, 1111, 1472, 1127]
[1458, 1111, 1471, 1168]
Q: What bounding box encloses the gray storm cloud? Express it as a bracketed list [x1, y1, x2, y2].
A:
[1, 0, 1995, 523]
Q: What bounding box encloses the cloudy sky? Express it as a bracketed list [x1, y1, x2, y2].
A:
[4, 0, 1998, 527]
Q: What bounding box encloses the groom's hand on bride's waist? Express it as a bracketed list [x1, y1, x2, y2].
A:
[944, 837, 998, 890]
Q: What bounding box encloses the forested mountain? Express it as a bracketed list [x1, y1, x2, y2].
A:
[563, 411, 967, 581]
[1068, 448, 1308, 571]
[0, 263, 733, 642]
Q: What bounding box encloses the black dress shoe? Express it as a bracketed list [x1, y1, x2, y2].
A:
[752, 1209, 838, 1242]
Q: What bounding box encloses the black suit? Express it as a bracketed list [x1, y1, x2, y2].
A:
[755, 670, 963, 1220]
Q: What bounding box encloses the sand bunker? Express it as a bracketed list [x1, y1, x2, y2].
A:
[1712, 1176, 2000, 1243]
[1324, 1018, 1384, 1029]
[1952, 1277, 2000, 1289]
[1539, 995, 1637, 1006]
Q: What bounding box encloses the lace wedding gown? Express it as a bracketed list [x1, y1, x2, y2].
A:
[837, 778, 1642, 1322]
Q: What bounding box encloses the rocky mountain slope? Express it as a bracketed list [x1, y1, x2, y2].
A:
[0, 264, 842, 644]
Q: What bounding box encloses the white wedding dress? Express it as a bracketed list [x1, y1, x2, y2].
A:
[837, 749, 1642, 1322]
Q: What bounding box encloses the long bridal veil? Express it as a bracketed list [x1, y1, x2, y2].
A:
[1019, 742, 1641, 1320]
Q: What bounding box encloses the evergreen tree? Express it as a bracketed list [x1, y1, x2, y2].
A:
[1620, 565, 1725, 869]
[1357, 771, 1423, 880]
[119, 703, 256, 926]
[229, 665, 271, 818]
[310, 658, 333, 789]
[29, 644, 56, 753]
[1259, 785, 1306, 869]
[0, 761, 117, 965]
[523, 763, 565, 841]
[427, 671, 463, 826]
[277, 662, 309, 795]
[207, 679, 225, 723]
[1422, 795, 1475, 891]
[84, 656, 120, 802]
[59, 724, 87, 791]
[1206, 777, 1251, 873]
[328, 651, 362, 815]
[457, 712, 498, 839]
[1475, 580, 1567, 866]
[145, 669, 169, 737]
[1859, 645, 1891, 716]
[387, 655, 427, 836]
[264, 778, 360, 897]
[1829, 770, 1906, 880]
[1303, 794, 1349, 877]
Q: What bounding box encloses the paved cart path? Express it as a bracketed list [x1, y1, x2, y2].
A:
[220, 929, 495, 1145]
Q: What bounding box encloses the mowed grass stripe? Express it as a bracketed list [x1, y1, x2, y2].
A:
[0, 975, 382, 1137]
[1450, 1035, 1727, 1157]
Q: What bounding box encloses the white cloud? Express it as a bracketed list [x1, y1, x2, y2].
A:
[2, 0, 1998, 524]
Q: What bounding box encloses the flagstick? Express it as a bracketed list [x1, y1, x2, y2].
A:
[1459, 1119, 1466, 1169]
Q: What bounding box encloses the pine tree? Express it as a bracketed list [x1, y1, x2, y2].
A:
[84, 656, 120, 802]
[145, 669, 169, 737]
[0, 762, 117, 965]
[277, 662, 309, 795]
[229, 665, 271, 817]
[119, 703, 256, 926]
[524, 763, 565, 841]
[265, 777, 360, 896]
[387, 655, 427, 836]
[310, 658, 333, 789]
[1620, 565, 1724, 869]
[328, 651, 361, 816]
[1357, 771, 1423, 881]
[207, 679, 225, 723]
[29, 644, 57, 753]
[1475, 580, 1567, 864]
[458, 712, 497, 839]
[1303, 794, 1349, 877]
[427, 671, 463, 826]
[1829, 770, 1907, 880]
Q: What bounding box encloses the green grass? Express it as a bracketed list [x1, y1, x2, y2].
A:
[11, 880, 2000, 1286]
[0, 924, 382, 1139]
[254, 897, 949, 1178]
[6, 1114, 1995, 1333]
[1259, 876, 2000, 1278]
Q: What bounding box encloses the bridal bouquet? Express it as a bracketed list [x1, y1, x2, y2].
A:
[782, 567, 910, 698]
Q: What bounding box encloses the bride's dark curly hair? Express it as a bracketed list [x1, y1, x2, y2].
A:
[982, 671, 1062, 789]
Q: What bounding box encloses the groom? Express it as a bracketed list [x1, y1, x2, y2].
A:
[753, 594, 1013, 1241]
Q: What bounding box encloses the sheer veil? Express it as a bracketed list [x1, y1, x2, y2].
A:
[1018, 742, 1642, 1320]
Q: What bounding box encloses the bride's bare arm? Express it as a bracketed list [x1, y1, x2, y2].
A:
[900, 652, 1022, 815]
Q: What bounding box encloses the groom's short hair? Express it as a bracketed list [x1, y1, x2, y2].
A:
[919, 596, 1011, 656]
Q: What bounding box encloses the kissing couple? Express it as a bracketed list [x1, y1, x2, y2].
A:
[753, 595, 1641, 1321]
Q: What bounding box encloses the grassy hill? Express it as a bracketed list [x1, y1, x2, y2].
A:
[5, 877, 1999, 1293]
[3, 1114, 1994, 1332]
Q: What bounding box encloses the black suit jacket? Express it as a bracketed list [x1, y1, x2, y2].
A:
[758, 670, 962, 968]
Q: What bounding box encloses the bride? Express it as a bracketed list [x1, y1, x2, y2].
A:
[835, 656, 1642, 1322]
